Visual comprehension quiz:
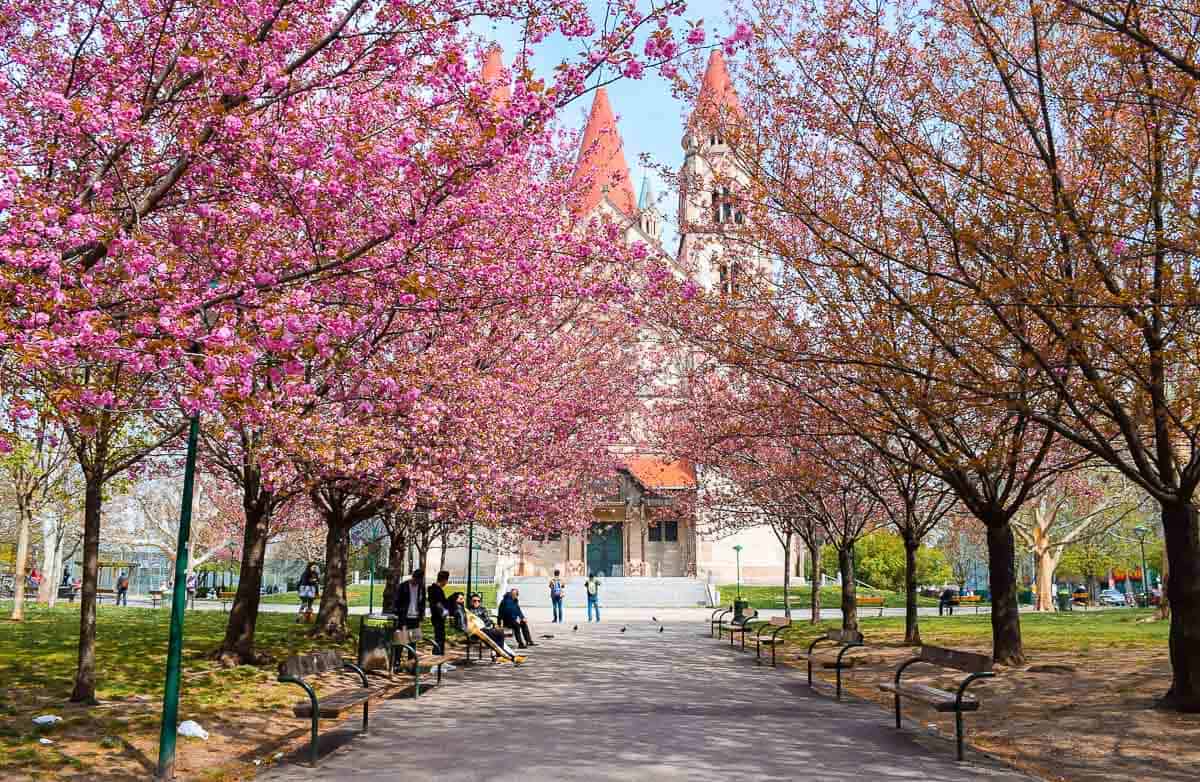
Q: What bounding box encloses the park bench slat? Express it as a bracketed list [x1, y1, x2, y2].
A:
[921, 645, 992, 674]
[292, 688, 375, 718]
[878, 682, 979, 711]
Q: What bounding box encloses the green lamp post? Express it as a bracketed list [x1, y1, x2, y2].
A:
[1133, 525, 1150, 605]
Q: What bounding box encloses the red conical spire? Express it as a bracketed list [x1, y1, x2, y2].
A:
[690, 49, 742, 125]
[481, 46, 510, 106]
[571, 88, 637, 217]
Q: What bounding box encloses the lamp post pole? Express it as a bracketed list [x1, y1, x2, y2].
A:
[1133, 525, 1150, 604]
[733, 544, 743, 599]
[465, 518, 475, 600]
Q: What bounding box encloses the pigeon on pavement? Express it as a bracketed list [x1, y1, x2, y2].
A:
[659, 626, 664, 633]
[573, 625, 578, 632]
[652, 616, 658, 622]
[620, 626, 627, 633]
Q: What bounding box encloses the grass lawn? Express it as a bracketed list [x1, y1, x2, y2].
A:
[0, 601, 413, 779]
[772, 607, 1168, 651]
[719, 584, 942, 610]
[260, 583, 499, 609]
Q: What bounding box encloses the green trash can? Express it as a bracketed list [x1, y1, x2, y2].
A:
[1056, 592, 1071, 612]
[358, 614, 396, 672]
[733, 599, 751, 621]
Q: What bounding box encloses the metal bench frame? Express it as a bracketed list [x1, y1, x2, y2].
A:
[888, 648, 995, 761]
[277, 655, 370, 766]
[710, 606, 733, 637]
[754, 619, 792, 666]
[807, 631, 864, 700]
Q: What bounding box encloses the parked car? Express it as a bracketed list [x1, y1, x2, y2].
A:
[1098, 588, 1128, 607]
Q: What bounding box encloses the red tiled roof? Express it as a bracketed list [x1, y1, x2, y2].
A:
[623, 455, 697, 490]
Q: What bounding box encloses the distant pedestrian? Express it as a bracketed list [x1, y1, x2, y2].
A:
[297, 563, 320, 620]
[116, 571, 129, 606]
[186, 573, 197, 607]
[939, 586, 957, 617]
[586, 573, 601, 622]
[549, 570, 565, 623]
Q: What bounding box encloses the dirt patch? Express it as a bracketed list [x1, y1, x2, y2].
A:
[782, 643, 1197, 781]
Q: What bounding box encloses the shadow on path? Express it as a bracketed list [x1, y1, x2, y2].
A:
[262, 622, 1036, 781]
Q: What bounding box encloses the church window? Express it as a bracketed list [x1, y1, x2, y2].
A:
[648, 520, 678, 542]
[720, 261, 741, 297]
[712, 187, 733, 224]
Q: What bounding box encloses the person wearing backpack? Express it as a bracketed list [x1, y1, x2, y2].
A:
[586, 573, 601, 623]
[548, 570, 565, 624]
[116, 571, 129, 606]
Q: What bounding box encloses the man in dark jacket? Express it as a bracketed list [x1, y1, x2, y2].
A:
[427, 570, 450, 654]
[498, 588, 535, 648]
[394, 569, 426, 644]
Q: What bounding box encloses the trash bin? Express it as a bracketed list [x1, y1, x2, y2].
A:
[1056, 592, 1071, 612]
[733, 599, 751, 621]
[358, 613, 396, 672]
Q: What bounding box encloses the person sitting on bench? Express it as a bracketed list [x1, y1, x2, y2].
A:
[498, 588, 536, 649]
[467, 593, 507, 649]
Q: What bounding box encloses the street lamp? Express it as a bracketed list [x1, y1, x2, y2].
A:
[1133, 525, 1150, 604]
[733, 544, 743, 599]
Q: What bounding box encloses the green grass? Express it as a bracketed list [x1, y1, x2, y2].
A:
[719, 584, 942, 610]
[773, 608, 1168, 651]
[260, 583, 499, 608]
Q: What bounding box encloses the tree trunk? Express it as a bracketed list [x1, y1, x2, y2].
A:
[839, 545, 858, 633]
[808, 539, 821, 624]
[1034, 542, 1057, 612]
[382, 530, 407, 613]
[1159, 500, 1200, 711]
[1158, 536, 1171, 621]
[986, 522, 1025, 666]
[438, 528, 449, 573]
[70, 472, 103, 703]
[903, 532, 921, 645]
[315, 501, 352, 639]
[214, 490, 273, 666]
[9, 500, 33, 621]
[781, 531, 791, 619]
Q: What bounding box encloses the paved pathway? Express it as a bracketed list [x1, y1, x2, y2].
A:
[262, 620, 1034, 782]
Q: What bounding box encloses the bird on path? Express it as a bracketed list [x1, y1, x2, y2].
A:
[659, 626, 664, 633]
[652, 616, 658, 622]
[620, 626, 627, 633]
[573, 625, 578, 632]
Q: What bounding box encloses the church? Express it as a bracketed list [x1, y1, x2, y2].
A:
[437, 48, 794, 601]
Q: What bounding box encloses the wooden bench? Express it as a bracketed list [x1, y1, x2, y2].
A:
[710, 605, 734, 637]
[753, 617, 791, 666]
[952, 595, 983, 613]
[277, 650, 376, 766]
[717, 609, 762, 647]
[797, 629, 864, 700]
[391, 641, 461, 696]
[218, 590, 237, 612]
[858, 595, 886, 616]
[96, 588, 116, 605]
[148, 589, 164, 609]
[879, 646, 995, 761]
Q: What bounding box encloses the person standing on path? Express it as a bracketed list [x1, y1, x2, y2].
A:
[549, 570, 565, 623]
[394, 569, 426, 646]
[428, 570, 450, 654]
[297, 563, 320, 621]
[586, 573, 600, 622]
[115, 571, 129, 606]
[939, 586, 957, 616]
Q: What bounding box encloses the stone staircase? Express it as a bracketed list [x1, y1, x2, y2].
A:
[504, 576, 712, 608]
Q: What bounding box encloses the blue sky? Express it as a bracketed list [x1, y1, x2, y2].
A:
[474, 1, 736, 254]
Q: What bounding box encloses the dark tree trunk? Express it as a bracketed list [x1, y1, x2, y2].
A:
[70, 472, 103, 703]
[903, 531, 921, 645]
[839, 545, 858, 633]
[382, 527, 407, 613]
[1160, 500, 1200, 712]
[316, 506, 352, 639]
[214, 480, 273, 666]
[986, 522, 1025, 666]
[781, 531, 792, 619]
[809, 539, 822, 624]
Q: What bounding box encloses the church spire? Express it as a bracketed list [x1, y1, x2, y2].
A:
[638, 174, 656, 211]
[480, 45, 511, 106]
[571, 87, 637, 217]
[693, 49, 741, 119]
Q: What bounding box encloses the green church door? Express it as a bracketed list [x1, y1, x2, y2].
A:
[587, 522, 624, 577]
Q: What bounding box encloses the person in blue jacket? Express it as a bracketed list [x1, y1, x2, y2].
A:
[498, 588, 536, 649]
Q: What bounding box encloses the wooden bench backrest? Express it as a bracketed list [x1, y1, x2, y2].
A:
[768, 616, 790, 627]
[280, 650, 342, 679]
[920, 645, 992, 673]
[858, 596, 884, 604]
[827, 629, 863, 644]
[219, 591, 236, 598]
